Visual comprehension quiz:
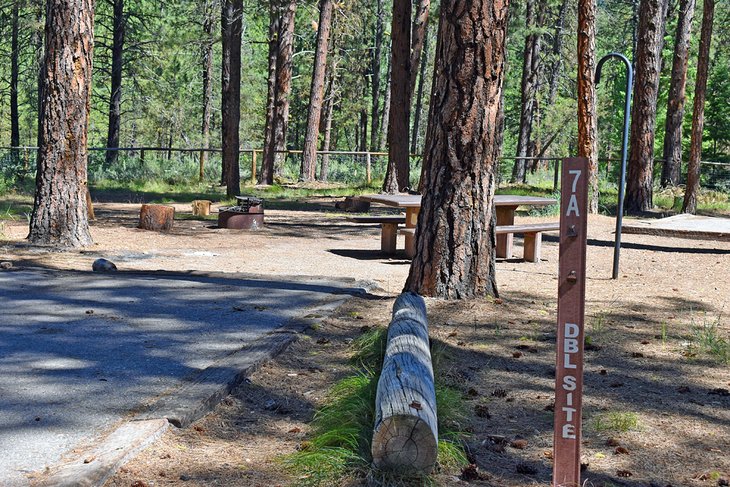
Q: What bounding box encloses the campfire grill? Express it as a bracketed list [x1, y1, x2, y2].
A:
[218, 196, 264, 230]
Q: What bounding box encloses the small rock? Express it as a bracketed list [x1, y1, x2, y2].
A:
[510, 439, 529, 449]
[515, 462, 537, 475]
[0, 261, 13, 270]
[709, 388, 730, 397]
[92, 258, 117, 272]
[460, 464, 480, 481]
[474, 404, 490, 418]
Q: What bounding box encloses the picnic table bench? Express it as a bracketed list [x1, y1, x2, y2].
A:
[346, 215, 406, 254]
[400, 222, 558, 261]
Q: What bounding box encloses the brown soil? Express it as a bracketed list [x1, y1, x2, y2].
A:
[1, 197, 729, 487]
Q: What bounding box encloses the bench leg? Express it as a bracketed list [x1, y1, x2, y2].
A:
[523, 232, 541, 263]
[404, 232, 416, 259]
[381, 223, 398, 254]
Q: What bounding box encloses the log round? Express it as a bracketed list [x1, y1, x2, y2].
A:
[138, 204, 175, 231]
[372, 292, 438, 474]
[192, 199, 212, 216]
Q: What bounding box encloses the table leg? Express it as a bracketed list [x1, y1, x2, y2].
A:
[496, 206, 516, 258]
[404, 207, 419, 256]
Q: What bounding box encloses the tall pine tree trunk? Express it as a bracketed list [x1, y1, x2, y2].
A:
[379, 56, 391, 152]
[301, 0, 333, 181]
[383, 0, 411, 193]
[221, 0, 242, 197]
[261, 2, 281, 184]
[577, 0, 599, 213]
[683, 0, 714, 213]
[105, 0, 124, 166]
[547, 0, 569, 106]
[271, 0, 296, 179]
[410, 30, 429, 155]
[405, 0, 508, 299]
[369, 0, 384, 151]
[626, 0, 670, 213]
[409, 0, 431, 98]
[29, 0, 94, 247]
[320, 69, 336, 182]
[10, 1, 20, 155]
[662, 0, 696, 187]
[512, 0, 542, 183]
[200, 0, 215, 181]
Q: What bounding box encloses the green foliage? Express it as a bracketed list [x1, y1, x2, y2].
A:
[592, 411, 640, 433]
[685, 315, 730, 364]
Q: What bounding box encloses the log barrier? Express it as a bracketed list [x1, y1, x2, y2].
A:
[372, 292, 438, 474]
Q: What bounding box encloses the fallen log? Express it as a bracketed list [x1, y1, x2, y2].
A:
[372, 292, 438, 474]
[138, 204, 175, 231]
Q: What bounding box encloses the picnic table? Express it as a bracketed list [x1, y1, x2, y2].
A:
[356, 193, 557, 259]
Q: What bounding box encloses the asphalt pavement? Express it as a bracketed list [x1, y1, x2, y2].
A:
[0, 267, 370, 486]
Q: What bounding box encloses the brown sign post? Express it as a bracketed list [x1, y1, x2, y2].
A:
[553, 157, 589, 487]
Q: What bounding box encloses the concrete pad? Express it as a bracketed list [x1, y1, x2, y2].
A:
[622, 214, 730, 241]
[0, 268, 370, 486]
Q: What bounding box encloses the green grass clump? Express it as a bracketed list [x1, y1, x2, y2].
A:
[283, 328, 469, 486]
[686, 316, 730, 364]
[592, 411, 640, 433]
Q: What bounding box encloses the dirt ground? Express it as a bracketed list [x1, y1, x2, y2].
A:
[1, 196, 729, 487]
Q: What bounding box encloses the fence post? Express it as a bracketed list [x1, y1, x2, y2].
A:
[553, 159, 560, 191]
[251, 150, 257, 183]
[199, 149, 205, 182]
[366, 152, 372, 184]
[140, 149, 146, 165]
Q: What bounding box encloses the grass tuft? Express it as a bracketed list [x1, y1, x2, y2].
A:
[592, 411, 640, 433]
[686, 315, 730, 364]
[283, 327, 469, 485]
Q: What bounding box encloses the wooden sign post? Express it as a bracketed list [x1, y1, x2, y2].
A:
[553, 157, 589, 487]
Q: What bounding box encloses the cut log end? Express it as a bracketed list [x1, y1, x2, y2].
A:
[138, 204, 175, 231]
[192, 200, 212, 216]
[372, 415, 438, 473]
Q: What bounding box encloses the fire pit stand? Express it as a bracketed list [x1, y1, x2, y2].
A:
[218, 196, 264, 230]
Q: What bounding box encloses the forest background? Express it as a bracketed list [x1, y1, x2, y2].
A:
[0, 0, 729, 190]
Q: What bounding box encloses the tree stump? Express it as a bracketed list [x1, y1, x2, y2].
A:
[192, 200, 212, 216]
[138, 204, 175, 231]
[372, 292, 438, 474]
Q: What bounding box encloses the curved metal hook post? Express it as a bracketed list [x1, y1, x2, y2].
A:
[596, 52, 633, 280]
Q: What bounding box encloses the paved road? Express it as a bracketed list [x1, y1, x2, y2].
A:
[0, 268, 368, 486]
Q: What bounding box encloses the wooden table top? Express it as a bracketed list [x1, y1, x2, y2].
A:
[358, 194, 556, 208]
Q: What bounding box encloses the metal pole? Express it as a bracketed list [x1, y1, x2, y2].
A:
[595, 52, 633, 280]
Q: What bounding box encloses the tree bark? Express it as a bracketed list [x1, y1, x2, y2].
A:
[262, 0, 296, 185]
[301, 0, 333, 182]
[200, 0, 215, 181]
[10, 1, 20, 153]
[383, 0, 412, 193]
[370, 0, 384, 151]
[29, 0, 94, 247]
[379, 56, 392, 152]
[512, 0, 543, 184]
[625, 0, 670, 214]
[409, 0, 431, 99]
[683, 0, 714, 214]
[105, 0, 125, 167]
[661, 0, 696, 187]
[547, 0, 569, 106]
[577, 0, 599, 213]
[319, 72, 336, 182]
[221, 0, 242, 197]
[405, 0, 508, 299]
[261, 2, 281, 184]
[410, 30, 430, 155]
